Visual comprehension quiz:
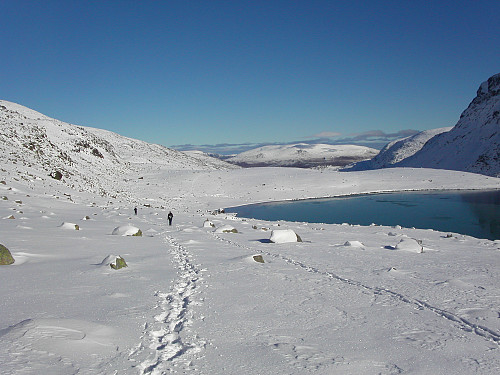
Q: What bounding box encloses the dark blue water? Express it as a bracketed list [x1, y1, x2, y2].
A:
[227, 190, 500, 240]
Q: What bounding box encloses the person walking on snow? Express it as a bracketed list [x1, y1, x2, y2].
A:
[134, 207, 137, 215]
[168, 211, 173, 226]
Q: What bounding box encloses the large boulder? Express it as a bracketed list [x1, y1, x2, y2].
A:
[270, 229, 302, 243]
[0, 244, 15, 265]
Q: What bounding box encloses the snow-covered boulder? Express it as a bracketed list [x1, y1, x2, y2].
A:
[100, 255, 128, 270]
[215, 225, 238, 233]
[203, 219, 215, 228]
[0, 244, 15, 265]
[343, 240, 365, 248]
[394, 238, 423, 253]
[270, 229, 302, 243]
[111, 225, 142, 236]
[59, 222, 80, 230]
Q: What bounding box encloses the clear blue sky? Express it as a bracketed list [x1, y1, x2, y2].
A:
[1, 0, 499, 153]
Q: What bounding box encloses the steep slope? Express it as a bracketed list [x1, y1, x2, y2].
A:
[227, 143, 378, 168]
[0, 100, 234, 197]
[345, 127, 452, 171]
[397, 73, 500, 176]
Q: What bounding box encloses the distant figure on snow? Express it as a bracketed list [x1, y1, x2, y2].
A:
[168, 211, 173, 226]
[134, 207, 138, 215]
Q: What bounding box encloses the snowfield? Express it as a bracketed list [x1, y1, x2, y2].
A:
[1, 165, 500, 374]
[1, 99, 500, 374]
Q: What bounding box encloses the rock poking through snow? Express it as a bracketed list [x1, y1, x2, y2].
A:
[0, 244, 15, 265]
[215, 225, 238, 233]
[111, 225, 142, 236]
[100, 255, 128, 270]
[59, 222, 80, 230]
[203, 219, 215, 228]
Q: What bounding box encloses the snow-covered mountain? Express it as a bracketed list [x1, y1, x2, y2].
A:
[0, 100, 235, 197]
[346, 72, 500, 177]
[345, 127, 452, 171]
[227, 143, 378, 168]
[397, 73, 500, 177]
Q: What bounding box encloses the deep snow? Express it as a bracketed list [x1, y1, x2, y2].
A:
[1, 165, 500, 374]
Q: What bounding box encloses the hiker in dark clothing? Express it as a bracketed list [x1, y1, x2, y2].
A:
[134, 207, 138, 215]
[168, 211, 173, 226]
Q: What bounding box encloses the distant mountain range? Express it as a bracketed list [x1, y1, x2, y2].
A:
[226, 143, 379, 168]
[346, 72, 500, 177]
[2, 71, 498, 187]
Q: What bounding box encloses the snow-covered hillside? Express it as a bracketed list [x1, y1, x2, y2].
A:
[227, 143, 378, 168]
[346, 127, 452, 171]
[348, 72, 500, 177]
[0, 100, 234, 197]
[397, 73, 500, 176]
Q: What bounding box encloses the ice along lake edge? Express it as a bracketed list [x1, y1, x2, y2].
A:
[226, 190, 500, 240]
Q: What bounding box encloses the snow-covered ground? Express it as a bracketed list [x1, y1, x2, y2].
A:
[1, 164, 500, 374]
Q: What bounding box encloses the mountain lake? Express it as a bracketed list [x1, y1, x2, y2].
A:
[226, 190, 500, 240]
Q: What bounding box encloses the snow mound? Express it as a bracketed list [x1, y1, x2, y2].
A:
[344, 240, 365, 248]
[270, 229, 302, 243]
[203, 219, 215, 228]
[59, 222, 80, 230]
[394, 238, 423, 253]
[111, 225, 142, 236]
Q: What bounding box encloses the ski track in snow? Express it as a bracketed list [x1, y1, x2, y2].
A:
[132, 229, 205, 374]
[208, 231, 500, 347]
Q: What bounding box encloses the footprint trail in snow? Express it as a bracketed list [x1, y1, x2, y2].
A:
[133, 232, 206, 374]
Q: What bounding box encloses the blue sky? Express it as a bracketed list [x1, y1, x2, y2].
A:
[1, 1, 499, 153]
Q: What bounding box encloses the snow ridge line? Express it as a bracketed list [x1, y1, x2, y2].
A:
[137, 234, 205, 374]
[209, 232, 500, 346]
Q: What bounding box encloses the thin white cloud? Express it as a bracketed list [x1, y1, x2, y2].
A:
[309, 131, 342, 138]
